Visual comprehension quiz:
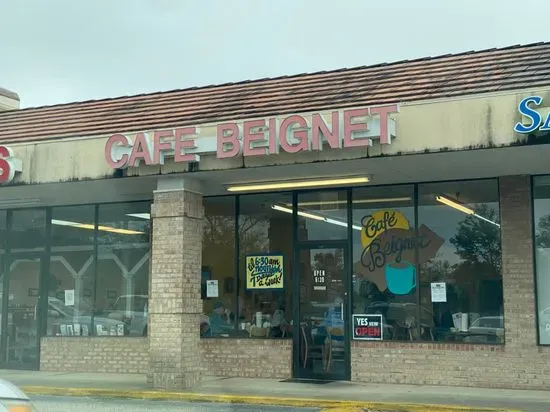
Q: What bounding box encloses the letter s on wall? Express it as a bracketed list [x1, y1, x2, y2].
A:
[0, 145, 21, 184]
[514, 96, 543, 134]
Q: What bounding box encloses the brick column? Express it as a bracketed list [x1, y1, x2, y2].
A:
[499, 175, 537, 349]
[148, 177, 203, 389]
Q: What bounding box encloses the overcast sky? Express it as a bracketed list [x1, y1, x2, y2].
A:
[1, 0, 548, 108]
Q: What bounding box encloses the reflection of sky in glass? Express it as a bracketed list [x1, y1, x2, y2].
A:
[299, 209, 349, 240]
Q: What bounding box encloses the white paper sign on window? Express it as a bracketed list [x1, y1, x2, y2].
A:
[206, 280, 219, 298]
[64, 289, 75, 306]
[431, 282, 447, 303]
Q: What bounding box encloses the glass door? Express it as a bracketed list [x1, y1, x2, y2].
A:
[1, 209, 47, 370]
[295, 243, 350, 380]
[4, 252, 42, 369]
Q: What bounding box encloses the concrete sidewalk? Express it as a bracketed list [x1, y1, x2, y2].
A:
[1, 370, 548, 412]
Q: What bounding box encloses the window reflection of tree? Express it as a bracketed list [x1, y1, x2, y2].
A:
[535, 215, 550, 248]
[425, 203, 502, 321]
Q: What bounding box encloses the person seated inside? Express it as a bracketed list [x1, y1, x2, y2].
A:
[270, 301, 290, 338]
[208, 301, 234, 336]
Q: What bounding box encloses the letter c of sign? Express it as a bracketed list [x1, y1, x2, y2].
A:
[105, 134, 131, 169]
[0, 145, 21, 184]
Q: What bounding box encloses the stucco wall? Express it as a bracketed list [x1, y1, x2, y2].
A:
[6, 88, 550, 185]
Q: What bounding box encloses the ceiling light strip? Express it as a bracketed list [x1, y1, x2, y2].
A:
[51, 219, 144, 235]
[271, 204, 361, 231]
[226, 176, 369, 192]
[435, 195, 500, 227]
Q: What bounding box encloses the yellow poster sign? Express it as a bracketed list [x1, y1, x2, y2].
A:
[246, 254, 284, 290]
[360, 210, 410, 249]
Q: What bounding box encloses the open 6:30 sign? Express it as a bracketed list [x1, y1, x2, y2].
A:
[0, 145, 22, 184]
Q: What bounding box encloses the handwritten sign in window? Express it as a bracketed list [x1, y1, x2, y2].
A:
[246, 254, 284, 290]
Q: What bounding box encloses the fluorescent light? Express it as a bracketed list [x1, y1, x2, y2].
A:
[226, 176, 369, 192]
[435, 196, 474, 215]
[127, 213, 151, 220]
[51, 219, 145, 235]
[472, 213, 501, 228]
[271, 204, 362, 231]
[294, 197, 412, 207]
[435, 195, 500, 228]
[272, 204, 324, 221]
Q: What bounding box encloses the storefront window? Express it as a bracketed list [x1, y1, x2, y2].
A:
[238, 193, 293, 339]
[418, 180, 503, 344]
[201, 197, 237, 337]
[352, 185, 418, 341]
[0, 211, 6, 348]
[95, 202, 151, 337]
[298, 190, 348, 241]
[352, 181, 503, 344]
[6, 209, 46, 366]
[533, 176, 550, 345]
[48, 205, 96, 337]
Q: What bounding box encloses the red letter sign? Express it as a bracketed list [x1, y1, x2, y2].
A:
[0, 146, 22, 184]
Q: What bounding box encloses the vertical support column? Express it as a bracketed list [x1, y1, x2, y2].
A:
[499, 175, 537, 348]
[148, 177, 204, 389]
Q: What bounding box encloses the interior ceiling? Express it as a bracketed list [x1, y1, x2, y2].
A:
[0, 144, 549, 207]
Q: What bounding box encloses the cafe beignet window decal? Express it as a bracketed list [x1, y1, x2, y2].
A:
[246, 254, 284, 290]
[357, 210, 443, 295]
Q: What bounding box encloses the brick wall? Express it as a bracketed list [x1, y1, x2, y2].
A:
[40, 337, 148, 374]
[148, 186, 204, 389]
[351, 175, 550, 390]
[200, 338, 292, 379]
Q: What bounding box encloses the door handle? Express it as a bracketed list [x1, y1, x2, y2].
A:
[340, 302, 344, 321]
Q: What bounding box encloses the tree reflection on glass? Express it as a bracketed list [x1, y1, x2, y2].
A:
[450, 204, 501, 276]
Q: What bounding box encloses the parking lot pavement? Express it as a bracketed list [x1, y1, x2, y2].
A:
[30, 395, 319, 412]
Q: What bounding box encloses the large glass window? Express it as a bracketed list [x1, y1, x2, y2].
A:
[95, 202, 151, 336]
[352, 181, 503, 344]
[201, 197, 237, 337]
[238, 193, 293, 339]
[201, 193, 293, 339]
[0, 201, 151, 341]
[298, 190, 348, 241]
[6, 209, 45, 366]
[352, 185, 418, 341]
[0, 211, 6, 354]
[200, 179, 503, 345]
[48, 205, 96, 337]
[534, 176, 550, 345]
[418, 180, 503, 344]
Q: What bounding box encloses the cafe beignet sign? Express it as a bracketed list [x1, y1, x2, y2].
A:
[104, 105, 399, 168]
[357, 210, 443, 295]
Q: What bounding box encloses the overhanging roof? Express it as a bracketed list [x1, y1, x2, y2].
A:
[1, 42, 550, 144]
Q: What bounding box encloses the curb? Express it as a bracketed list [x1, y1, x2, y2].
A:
[21, 386, 521, 412]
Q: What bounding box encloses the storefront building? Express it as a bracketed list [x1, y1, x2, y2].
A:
[1, 42, 550, 390]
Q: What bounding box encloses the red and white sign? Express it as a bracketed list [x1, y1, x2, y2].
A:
[0, 145, 22, 184]
[104, 105, 399, 169]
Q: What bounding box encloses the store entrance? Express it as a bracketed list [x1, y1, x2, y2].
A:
[294, 242, 350, 381]
[1, 252, 43, 370]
